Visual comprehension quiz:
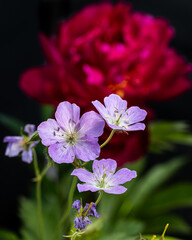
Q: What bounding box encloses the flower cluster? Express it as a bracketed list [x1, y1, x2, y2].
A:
[3, 94, 146, 233]
[72, 200, 100, 230]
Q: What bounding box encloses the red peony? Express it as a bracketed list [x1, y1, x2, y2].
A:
[20, 3, 191, 166]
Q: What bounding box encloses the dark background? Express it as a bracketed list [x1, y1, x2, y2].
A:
[0, 0, 192, 238]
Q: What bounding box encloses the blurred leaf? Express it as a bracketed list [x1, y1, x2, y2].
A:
[144, 214, 191, 235]
[142, 235, 181, 240]
[40, 105, 54, 121]
[141, 183, 192, 215]
[28, 130, 40, 142]
[150, 121, 192, 153]
[19, 196, 62, 240]
[0, 230, 21, 240]
[0, 112, 23, 134]
[119, 157, 186, 216]
[113, 220, 145, 236]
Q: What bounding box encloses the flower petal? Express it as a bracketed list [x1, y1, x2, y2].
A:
[77, 183, 99, 192]
[38, 119, 65, 146]
[55, 102, 80, 131]
[104, 94, 127, 113]
[75, 138, 100, 162]
[21, 149, 33, 164]
[109, 168, 137, 185]
[104, 185, 127, 194]
[24, 124, 36, 136]
[92, 100, 107, 118]
[71, 168, 95, 183]
[78, 111, 105, 137]
[126, 123, 146, 131]
[127, 107, 147, 124]
[48, 142, 75, 164]
[3, 136, 23, 143]
[92, 159, 117, 179]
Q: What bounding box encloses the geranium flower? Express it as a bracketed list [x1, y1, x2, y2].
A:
[3, 124, 38, 163]
[71, 159, 137, 194]
[92, 94, 147, 131]
[37, 101, 105, 164]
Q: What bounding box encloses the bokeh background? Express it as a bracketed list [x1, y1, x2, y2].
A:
[1, 0, 192, 239]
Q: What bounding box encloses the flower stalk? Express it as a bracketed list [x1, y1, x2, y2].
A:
[32, 148, 45, 240]
[100, 129, 115, 148]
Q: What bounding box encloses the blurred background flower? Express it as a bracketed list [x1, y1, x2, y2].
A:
[1, 0, 192, 239]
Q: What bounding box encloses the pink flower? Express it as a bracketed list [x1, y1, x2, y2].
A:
[20, 3, 191, 166]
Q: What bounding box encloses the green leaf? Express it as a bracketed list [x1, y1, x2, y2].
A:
[142, 235, 181, 240]
[119, 157, 186, 216]
[113, 220, 145, 236]
[28, 130, 40, 142]
[0, 229, 21, 240]
[19, 196, 62, 240]
[144, 215, 191, 235]
[149, 121, 192, 153]
[40, 105, 54, 121]
[141, 183, 192, 215]
[0, 112, 23, 134]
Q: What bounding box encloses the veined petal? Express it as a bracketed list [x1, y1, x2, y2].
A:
[71, 168, 95, 183]
[48, 142, 75, 163]
[126, 123, 146, 131]
[22, 149, 33, 164]
[109, 168, 137, 185]
[104, 185, 127, 194]
[38, 119, 65, 146]
[92, 159, 117, 179]
[77, 183, 99, 192]
[74, 138, 100, 162]
[55, 101, 80, 132]
[127, 107, 147, 124]
[92, 100, 107, 118]
[78, 111, 105, 137]
[104, 94, 127, 113]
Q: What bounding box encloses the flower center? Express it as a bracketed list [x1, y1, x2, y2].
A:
[65, 132, 78, 145]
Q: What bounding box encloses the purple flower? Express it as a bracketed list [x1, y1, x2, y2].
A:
[74, 216, 92, 230]
[3, 124, 38, 163]
[92, 94, 147, 131]
[72, 200, 81, 211]
[84, 203, 100, 218]
[71, 158, 137, 194]
[38, 101, 105, 164]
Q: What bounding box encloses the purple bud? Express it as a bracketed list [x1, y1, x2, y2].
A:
[84, 203, 100, 218]
[72, 200, 81, 211]
[74, 216, 92, 230]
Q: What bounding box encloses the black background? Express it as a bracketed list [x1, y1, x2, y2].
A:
[0, 0, 192, 238]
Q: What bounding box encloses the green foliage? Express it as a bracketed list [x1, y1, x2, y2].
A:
[0, 230, 21, 240]
[150, 121, 192, 153]
[0, 112, 24, 134]
[40, 105, 54, 121]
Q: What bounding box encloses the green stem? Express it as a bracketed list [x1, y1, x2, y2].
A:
[32, 149, 45, 240]
[100, 130, 115, 149]
[54, 176, 78, 240]
[95, 191, 103, 205]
